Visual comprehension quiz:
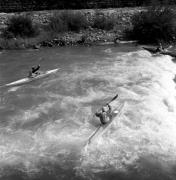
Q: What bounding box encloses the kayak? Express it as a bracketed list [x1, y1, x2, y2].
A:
[143, 46, 176, 58]
[97, 40, 138, 46]
[86, 102, 125, 145]
[5, 68, 59, 87]
[142, 46, 158, 53]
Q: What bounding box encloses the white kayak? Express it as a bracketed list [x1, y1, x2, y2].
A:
[5, 68, 59, 87]
[86, 102, 125, 146]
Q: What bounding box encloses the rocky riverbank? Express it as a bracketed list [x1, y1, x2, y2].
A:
[0, 8, 144, 50]
[34, 29, 117, 49]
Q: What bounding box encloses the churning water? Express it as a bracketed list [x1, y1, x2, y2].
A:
[0, 45, 176, 180]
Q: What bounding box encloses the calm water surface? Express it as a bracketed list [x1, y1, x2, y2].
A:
[0, 45, 176, 180]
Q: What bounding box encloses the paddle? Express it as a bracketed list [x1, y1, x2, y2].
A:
[96, 93, 118, 113]
[106, 94, 118, 105]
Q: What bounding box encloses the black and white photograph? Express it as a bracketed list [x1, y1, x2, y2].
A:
[0, 0, 176, 180]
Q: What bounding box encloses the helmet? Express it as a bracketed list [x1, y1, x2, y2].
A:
[102, 106, 107, 112]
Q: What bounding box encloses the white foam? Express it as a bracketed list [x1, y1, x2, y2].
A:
[79, 50, 176, 174]
[1, 48, 176, 176]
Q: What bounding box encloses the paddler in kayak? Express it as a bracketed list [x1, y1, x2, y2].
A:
[155, 43, 165, 53]
[95, 94, 118, 125]
[95, 104, 112, 125]
[28, 64, 40, 78]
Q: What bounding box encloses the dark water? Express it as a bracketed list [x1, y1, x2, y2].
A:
[0, 45, 176, 180]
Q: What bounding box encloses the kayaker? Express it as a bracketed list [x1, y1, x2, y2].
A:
[32, 64, 40, 74]
[95, 104, 112, 125]
[28, 64, 40, 78]
[155, 43, 165, 53]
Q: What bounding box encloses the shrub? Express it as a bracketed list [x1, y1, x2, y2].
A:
[47, 11, 88, 33]
[62, 11, 88, 32]
[2, 15, 39, 38]
[128, 6, 176, 44]
[0, 31, 54, 50]
[46, 13, 68, 33]
[0, 38, 27, 49]
[92, 13, 115, 30]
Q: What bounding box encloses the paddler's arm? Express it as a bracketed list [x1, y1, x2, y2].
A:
[37, 64, 40, 70]
[95, 111, 101, 117]
[34, 64, 40, 72]
[107, 104, 112, 113]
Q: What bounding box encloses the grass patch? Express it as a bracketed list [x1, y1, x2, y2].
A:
[0, 38, 29, 49]
[0, 31, 52, 49]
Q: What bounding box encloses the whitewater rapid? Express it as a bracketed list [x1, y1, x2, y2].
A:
[80, 51, 176, 177]
[0, 47, 176, 179]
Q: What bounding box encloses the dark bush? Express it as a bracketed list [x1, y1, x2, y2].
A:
[1, 30, 14, 39]
[92, 13, 115, 30]
[46, 13, 68, 33]
[62, 11, 88, 32]
[47, 11, 88, 33]
[2, 15, 39, 38]
[128, 6, 176, 44]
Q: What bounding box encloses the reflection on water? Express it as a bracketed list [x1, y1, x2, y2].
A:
[0, 45, 176, 180]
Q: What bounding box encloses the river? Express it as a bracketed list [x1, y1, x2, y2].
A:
[0, 44, 176, 180]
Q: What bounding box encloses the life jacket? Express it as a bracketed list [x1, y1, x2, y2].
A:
[32, 65, 40, 73]
[95, 111, 111, 125]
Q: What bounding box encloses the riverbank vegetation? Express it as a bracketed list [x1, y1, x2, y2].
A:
[92, 13, 115, 30]
[0, 4, 176, 49]
[46, 11, 88, 33]
[0, 10, 118, 49]
[2, 15, 39, 38]
[127, 6, 176, 44]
